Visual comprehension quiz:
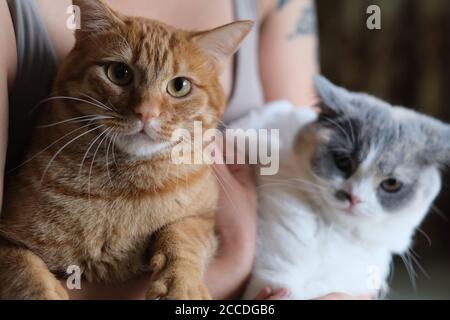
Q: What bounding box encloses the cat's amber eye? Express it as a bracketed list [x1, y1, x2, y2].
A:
[105, 62, 133, 86]
[380, 178, 403, 193]
[167, 77, 192, 98]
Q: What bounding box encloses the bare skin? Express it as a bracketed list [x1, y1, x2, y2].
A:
[1, 0, 325, 299]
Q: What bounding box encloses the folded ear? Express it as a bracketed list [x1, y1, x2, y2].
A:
[192, 20, 254, 66]
[434, 124, 450, 166]
[72, 0, 124, 39]
[314, 75, 353, 117]
[413, 114, 450, 167]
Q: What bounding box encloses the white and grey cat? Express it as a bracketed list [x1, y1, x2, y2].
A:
[232, 76, 450, 299]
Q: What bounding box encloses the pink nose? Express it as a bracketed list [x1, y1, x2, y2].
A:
[350, 195, 362, 206]
[133, 104, 160, 122]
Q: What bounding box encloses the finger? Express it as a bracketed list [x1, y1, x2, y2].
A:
[212, 163, 235, 186]
[212, 142, 226, 164]
[266, 288, 290, 300]
[313, 292, 354, 300]
[211, 133, 256, 184]
[212, 162, 252, 187]
[228, 164, 255, 187]
[254, 287, 272, 300]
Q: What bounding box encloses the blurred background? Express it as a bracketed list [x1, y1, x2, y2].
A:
[316, 0, 450, 299]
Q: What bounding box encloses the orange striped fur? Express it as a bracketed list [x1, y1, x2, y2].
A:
[0, 0, 252, 300]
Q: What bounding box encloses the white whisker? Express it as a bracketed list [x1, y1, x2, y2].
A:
[40, 124, 104, 183]
[416, 227, 432, 247]
[322, 116, 353, 146]
[7, 123, 94, 174]
[79, 127, 110, 177]
[37, 115, 113, 128]
[105, 130, 115, 185]
[111, 132, 119, 168]
[80, 93, 115, 112]
[345, 117, 356, 145]
[32, 96, 112, 113]
[87, 128, 111, 198]
[408, 248, 430, 279]
[399, 253, 417, 291]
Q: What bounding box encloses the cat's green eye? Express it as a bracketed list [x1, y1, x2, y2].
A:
[167, 77, 192, 98]
[380, 178, 403, 193]
[105, 62, 133, 86]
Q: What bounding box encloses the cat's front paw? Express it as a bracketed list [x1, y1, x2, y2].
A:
[0, 275, 68, 300]
[146, 253, 211, 300]
[33, 279, 69, 300]
[145, 275, 211, 300]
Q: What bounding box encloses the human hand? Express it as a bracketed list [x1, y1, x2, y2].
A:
[253, 287, 372, 300]
[254, 287, 291, 300]
[204, 162, 258, 299]
[313, 293, 373, 300]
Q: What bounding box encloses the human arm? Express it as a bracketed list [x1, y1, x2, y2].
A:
[202, 1, 321, 298]
[205, 2, 321, 297]
[259, 0, 320, 106]
[204, 164, 257, 299]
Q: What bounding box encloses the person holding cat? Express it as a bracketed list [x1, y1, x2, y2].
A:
[0, 0, 356, 300]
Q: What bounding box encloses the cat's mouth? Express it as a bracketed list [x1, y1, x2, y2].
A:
[334, 202, 375, 220]
[122, 120, 165, 143]
[334, 201, 363, 216]
[114, 132, 171, 158]
[111, 120, 181, 158]
[132, 130, 159, 142]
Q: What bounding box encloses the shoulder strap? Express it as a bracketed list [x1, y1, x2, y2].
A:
[6, 0, 58, 169]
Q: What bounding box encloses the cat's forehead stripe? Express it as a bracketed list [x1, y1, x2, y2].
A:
[131, 24, 175, 79]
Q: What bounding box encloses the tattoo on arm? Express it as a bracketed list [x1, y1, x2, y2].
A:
[289, 2, 317, 40]
[277, 0, 290, 10]
[277, 0, 318, 40]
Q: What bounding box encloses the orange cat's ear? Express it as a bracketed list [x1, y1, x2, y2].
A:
[72, 0, 124, 39]
[193, 20, 254, 66]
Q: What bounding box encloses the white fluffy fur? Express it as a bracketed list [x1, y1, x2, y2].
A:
[231, 101, 441, 300]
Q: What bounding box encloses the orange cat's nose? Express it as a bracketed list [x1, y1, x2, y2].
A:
[134, 104, 161, 122]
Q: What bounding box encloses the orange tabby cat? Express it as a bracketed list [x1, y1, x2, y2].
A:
[0, 0, 252, 300]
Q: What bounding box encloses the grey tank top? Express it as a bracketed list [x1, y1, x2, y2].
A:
[6, 0, 264, 170]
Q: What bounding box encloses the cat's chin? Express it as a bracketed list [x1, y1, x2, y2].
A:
[114, 133, 171, 158]
[338, 208, 376, 220]
[324, 201, 382, 222]
[338, 208, 383, 224]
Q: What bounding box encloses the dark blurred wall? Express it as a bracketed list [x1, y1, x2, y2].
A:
[317, 0, 450, 120]
[317, 0, 450, 297]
